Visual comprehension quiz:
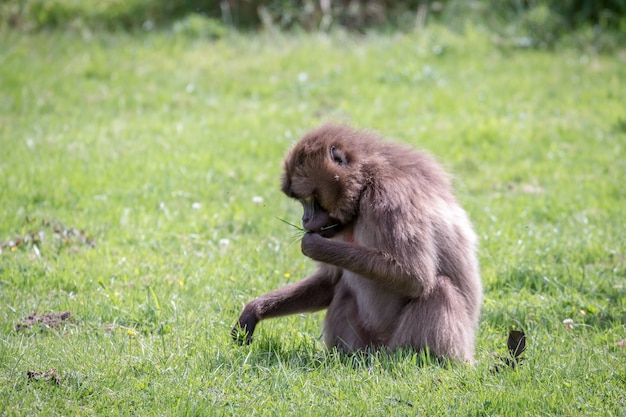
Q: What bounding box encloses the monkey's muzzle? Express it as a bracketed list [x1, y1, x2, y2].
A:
[316, 223, 343, 238]
[300, 196, 342, 238]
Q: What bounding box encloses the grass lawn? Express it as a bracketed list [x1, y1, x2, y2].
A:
[0, 27, 625, 415]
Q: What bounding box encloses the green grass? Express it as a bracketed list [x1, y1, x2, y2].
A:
[1, 26, 625, 415]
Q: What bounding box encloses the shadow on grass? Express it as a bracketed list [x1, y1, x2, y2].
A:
[234, 334, 453, 372]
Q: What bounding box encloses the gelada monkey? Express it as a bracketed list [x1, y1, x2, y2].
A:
[232, 124, 482, 362]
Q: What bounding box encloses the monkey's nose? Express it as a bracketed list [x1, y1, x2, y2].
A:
[300, 197, 316, 228]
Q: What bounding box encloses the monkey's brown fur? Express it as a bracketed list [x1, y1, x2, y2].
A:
[233, 124, 482, 362]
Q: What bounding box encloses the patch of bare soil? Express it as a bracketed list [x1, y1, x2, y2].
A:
[26, 369, 61, 384]
[0, 217, 95, 255]
[16, 311, 72, 330]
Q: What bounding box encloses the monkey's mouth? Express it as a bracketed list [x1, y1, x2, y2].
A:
[315, 223, 343, 238]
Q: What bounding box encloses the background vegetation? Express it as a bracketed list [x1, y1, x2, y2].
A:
[0, 0, 625, 415]
[2, 0, 626, 48]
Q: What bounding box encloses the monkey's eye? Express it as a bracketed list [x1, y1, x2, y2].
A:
[330, 146, 348, 167]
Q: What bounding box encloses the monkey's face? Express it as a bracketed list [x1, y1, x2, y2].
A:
[282, 156, 346, 238]
[281, 128, 364, 238]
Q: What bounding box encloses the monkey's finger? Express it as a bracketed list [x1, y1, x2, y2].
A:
[231, 311, 258, 345]
[301, 232, 323, 257]
[231, 323, 253, 345]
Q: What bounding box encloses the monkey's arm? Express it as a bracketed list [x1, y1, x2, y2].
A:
[232, 265, 340, 344]
[301, 232, 435, 298]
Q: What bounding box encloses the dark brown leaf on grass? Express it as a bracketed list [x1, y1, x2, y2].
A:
[507, 330, 526, 358]
[27, 369, 61, 384]
[491, 330, 527, 373]
[16, 311, 72, 330]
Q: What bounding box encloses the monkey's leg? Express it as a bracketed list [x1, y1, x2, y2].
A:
[323, 284, 372, 352]
[232, 267, 339, 344]
[388, 276, 475, 362]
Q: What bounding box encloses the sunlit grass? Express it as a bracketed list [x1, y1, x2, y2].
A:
[0, 27, 625, 415]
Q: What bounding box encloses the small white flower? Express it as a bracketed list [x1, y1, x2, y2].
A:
[219, 238, 230, 249]
[192, 202, 202, 210]
[297, 72, 308, 83]
[252, 196, 264, 205]
[563, 318, 574, 330]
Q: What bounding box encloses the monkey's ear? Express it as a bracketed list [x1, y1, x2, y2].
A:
[330, 146, 348, 167]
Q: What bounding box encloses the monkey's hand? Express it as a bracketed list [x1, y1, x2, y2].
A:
[301, 232, 330, 260]
[231, 305, 259, 345]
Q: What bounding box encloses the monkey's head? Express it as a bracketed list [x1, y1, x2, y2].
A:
[281, 124, 369, 238]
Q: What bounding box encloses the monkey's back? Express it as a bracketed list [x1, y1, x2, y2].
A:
[351, 137, 482, 328]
